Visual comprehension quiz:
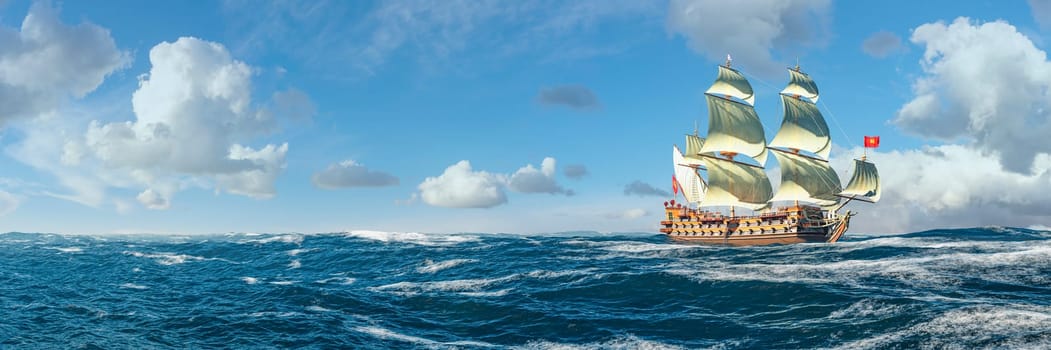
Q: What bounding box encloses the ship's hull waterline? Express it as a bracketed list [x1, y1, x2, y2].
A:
[659, 204, 851, 246]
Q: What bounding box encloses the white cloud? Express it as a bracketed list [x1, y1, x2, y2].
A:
[9, 37, 301, 209]
[418, 157, 573, 208]
[136, 189, 168, 210]
[418, 160, 508, 208]
[0, 2, 129, 125]
[312, 160, 399, 189]
[508, 157, 572, 195]
[831, 145, 1051, 233]
[0, 190, 21, 217]
[896, 17, 1051, 174]
[623, 180, 670, 197]
[666, 0, 831, 77]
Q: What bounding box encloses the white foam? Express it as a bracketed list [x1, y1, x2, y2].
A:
[352, 326, 495, 347]
[248, 311, 301, 318]
[306, 305, 334, 313]
[369, 275, 517, 296]
[241, 277, 259, 284]
[416, 259, 477, 274]
[288, 259, 302, 269]
[830, 305, 1051, 349]
[666, 241, 1051, 287]
[287, 248, 316, 256]
[515, 335, 685, 350]
[344, 230, 480, 246]
[119, 283, 148, 290]
[269, 280, 298, 285]
[827, 300, 904, 320]
[52, 247, 84, 253]
[315, 277, 356, 285]
[243, 234, 304, 245]
[124, 251, 209, 265]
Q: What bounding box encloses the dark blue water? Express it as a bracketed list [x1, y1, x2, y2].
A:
[2, 228, 1050, 349]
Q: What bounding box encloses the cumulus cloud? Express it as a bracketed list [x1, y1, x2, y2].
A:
[537, 85, 600, 110]
[0, 2, 129, 125]
[564, 164, 588, 179]
[832, 145, 1051, 233]
[895, 17, 1051, 174]
[418, 157, 573, 208]
[508, 157, 573, 195]
[623, 180, 670, 197]
[9, 37, 302, 209]
[861, 31, 902, 58]
[418, 160, 508, 208]
[666, 0, 831, 77]
[312, 160, 399, 189]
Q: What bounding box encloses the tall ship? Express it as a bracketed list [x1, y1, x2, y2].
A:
[660, 57, 881, 245]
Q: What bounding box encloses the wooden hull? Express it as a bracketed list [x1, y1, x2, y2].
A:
[659, 204, 852, 246]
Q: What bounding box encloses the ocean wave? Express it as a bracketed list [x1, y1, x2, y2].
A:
[369, 276, 515, 296]
[315, 277, 356, 285]
[240, 234, 304, 245]
[516, 335, 686, 350]
[241, 277, 259, 284]
[416, 259, 477, 274]
[352, 325, 496, 347]
[830, 305, 1051, 349]
[288, 259, 302, 269]
[119, 283, 148, 290]
[123, 251, 212, 265]
[345, 230, 480, 246]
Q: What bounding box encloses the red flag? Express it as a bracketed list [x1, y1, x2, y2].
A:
[672, 175, 679, 196]
[864, 136, 880, 148]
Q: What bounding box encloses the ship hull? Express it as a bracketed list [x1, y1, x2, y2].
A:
[659, 204, 851, 246]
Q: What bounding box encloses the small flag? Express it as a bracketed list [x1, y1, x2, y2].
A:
[864, 136, 880, 148]
[726, 54, 732, 62]
[672, 175, 680, 196]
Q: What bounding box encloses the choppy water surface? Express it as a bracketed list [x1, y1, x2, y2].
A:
[2, 227, 1050, 349]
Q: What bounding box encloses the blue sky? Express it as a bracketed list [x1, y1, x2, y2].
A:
[0, 0, 1049, 234]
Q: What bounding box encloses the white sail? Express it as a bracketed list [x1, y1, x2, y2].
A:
[769, 95, 832, 160]
[672, 145, 707, 203]
[697, 94, 769, 166]
[699, 156, 772, 210]
[781, 68, 819, 102]
[769, 149, 841, 206]
[705, 65, 755, 106]
[681, 134, 706, 165]
[840, 159, 881, 202]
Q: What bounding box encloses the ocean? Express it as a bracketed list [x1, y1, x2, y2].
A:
[1, 227, 1049, 349]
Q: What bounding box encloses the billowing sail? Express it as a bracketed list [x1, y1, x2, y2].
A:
[680, 134, 706, 165]
[781, 68, 819, 102]
[699, 156, 772, 210]
[698, 95, 769, 166]
[672, 146, 707, 203]
[839, 159, 881, 202]
[769, 95, 832, 159]
[706, 65, 755, 105]
[769, 149, 841, 206]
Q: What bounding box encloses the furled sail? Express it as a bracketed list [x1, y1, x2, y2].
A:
[781, 68, 819, 102]
[699, 156, 772, 210]
[697, 95, 769, 166]
[839, 159, 881, 202]
[672, 145, 707, 203]
[769, 95, 832, 159]
[768, 149, 841, 206]
[705, 65, 755, 106]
